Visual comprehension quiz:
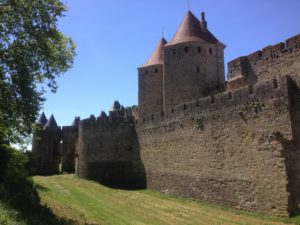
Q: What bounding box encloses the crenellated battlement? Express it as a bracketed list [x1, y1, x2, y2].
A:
[228, 34, 300, 90]
[136, 75, 290, 130]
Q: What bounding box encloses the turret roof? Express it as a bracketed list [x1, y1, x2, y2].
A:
[45, 114, 58, 128]
[140, 38, 167, 68]
[165, 11, 219, 46]
[37, 112, 48, 125]
[110, 101, 121, 111]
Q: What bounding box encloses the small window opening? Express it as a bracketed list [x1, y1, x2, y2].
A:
[211, 94, 215, 103]
[209, 48, 212, 55]
[171, 108, 174, 113]
[184, 47, 189, 53]
[161, 111, 164, 117]
[249, 85, 254, 94]
[183, 104, 187, 110]
[273, 78, 278, 89]
[196, 66, 200, 73]
[151, 114, 154, 120]
[198, 47, 201, 53]
[228, 92, 232, 100]
[145, 70, 148, 75]
[155, 68, 158, 73]
[173, 49, 176, 55]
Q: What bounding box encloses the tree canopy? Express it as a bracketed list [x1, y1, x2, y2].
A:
[0, 0, 76, 143]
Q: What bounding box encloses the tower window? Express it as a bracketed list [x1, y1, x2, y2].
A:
[273, 78, 278, 89]
[228, 92, 232, 100]
[184, 47, 189, 53]
[198, 47, 201, 53]
[196, 66, 200, 73]
[145, 70, 148, 75]
[173, 49, 176, 55]
[155, 68, 158, 73]
[209, 48, 212, 55]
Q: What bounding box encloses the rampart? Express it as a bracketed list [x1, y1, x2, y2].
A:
[227, 34, 300, 89]
[76, 114, 146, 189]
[135, 75, 300, 216]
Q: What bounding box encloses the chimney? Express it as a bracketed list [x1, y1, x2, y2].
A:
[200, 12, 207, 32]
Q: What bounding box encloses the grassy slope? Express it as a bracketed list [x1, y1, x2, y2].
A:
[33, 175, 298, 225]
[0, 201, 27, 225]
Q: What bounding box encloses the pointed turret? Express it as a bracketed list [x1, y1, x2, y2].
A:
[100, 111, 107, 118]
[45, 114, 58, 128]
[165, 11, 219, 46]
[110, 101, 121, 112]
[140, 38, 167, 68]
[37, 112, 48, 126]
[71, 116, 80, 127]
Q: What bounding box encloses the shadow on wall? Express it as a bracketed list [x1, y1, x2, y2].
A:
[274, 77, 300, 216]
[84, 126, 146, 190]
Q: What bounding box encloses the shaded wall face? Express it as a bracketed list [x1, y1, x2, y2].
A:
[163, 43, 224, 110]
[77, 119, 146, 189]
[62, 126, 78, 173]
[136, 78, 292, 216]
[32, 128, 61, 175]
[138, 65, 163, 119]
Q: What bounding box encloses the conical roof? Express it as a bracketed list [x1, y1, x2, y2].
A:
[110, 101, 121, 111]
[165, 11, 219, 46]
[45, 114, 58, 128]
[37, 112, 48, 125]
[140, 38, 167, 68]
[100, 111, 107, 117]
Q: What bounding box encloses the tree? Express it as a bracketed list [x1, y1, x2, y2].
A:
[0, 0, 76, 144]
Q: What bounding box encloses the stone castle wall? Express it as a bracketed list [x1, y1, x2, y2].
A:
[228, 34, 300, 89]
[32, 34, 300, 216]
[136, 76, 297, 215]
[76, 115, 146, 188]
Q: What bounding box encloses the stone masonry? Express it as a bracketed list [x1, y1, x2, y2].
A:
[32, 10, 300, 216]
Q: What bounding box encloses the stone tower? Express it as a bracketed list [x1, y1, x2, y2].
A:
[163, 11, 225, 110]
[32, 113, 61, 175]
[138, 38, 167, 119]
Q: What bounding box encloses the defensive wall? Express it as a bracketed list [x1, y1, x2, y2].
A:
[135, 34, 300, 216]
[76, 113, 146, 189]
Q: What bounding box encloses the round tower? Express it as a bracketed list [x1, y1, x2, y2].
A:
[163, 11, 225, 110]
[138, 38, 167, 119]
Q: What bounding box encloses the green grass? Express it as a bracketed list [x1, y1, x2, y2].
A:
[0, 201, 27, 225]
[33, 175, 300, 225]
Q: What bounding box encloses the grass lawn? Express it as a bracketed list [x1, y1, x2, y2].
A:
[33, 175, 299, 225]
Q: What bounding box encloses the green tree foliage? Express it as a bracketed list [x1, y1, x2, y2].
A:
[0, 0, 76, 143]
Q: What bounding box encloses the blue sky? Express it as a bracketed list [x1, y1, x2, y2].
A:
[42, 0, 300, 126]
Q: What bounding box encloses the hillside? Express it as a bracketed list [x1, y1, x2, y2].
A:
[32, 175, 299, 225]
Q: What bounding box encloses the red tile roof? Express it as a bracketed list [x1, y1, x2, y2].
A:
[165, 11, 219, 47]
[140, 38, 167, 68]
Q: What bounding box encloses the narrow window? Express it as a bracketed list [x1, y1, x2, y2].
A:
[155, 68, 158, 73]
[211, 94, 215, 103]
[248, 85, 254, 94]
[184, 46, 189, 53]
[209, 48, 212, 55]
[161, 111, 164, 117]
[196, 66, 200, 73]
[228, 92, 232, 100]
[173, 49, 176, 55]
[145, 70, 148, 75]
[171, 108, 174, 113]
[151, 114, 154, 120]
[198, 47, 201, 53]
[183, 104, 187, 110]
[273, 78, 278, 89]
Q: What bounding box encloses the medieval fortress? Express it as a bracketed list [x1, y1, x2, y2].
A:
[32, 10, 300, 216]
